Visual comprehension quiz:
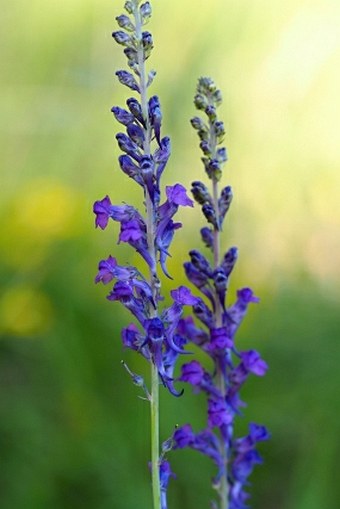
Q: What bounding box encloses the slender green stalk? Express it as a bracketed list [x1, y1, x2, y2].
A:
[210, 108, 229, 509]
[150, 361, 161, 509]
[134, 4, 161, 509]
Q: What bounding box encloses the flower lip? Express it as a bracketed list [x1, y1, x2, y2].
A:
[237, 287, 260, 304]
[165, 184, 194, 207]
[170, 286, 199, 306]
[179, 360, 204, 386]
[93, 195, 112, 229]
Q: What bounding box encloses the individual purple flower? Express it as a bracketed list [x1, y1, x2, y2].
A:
[170, 285, 199, 306]
[111, 106, 135, 125]
[208, 397, 233, 428]
[115, 69, 140, 92]
[93, 195, 113, 229]
[234, 423, 271, 454]
[157, 220, 182, 278]
[240, 349, 268, 376]
[121, 323, 139, 349]
[224, 287, 260, 339]
[179, 360, 205, 386]
[95, 255, 118, 284]
[156, 185, 193, 247]
[119, 219, 144, 243]
[208, 326, 233, 353]
[177, 316, 209, 347]
[166, 183, 194, 207]
[173, 423, 195, 448]
[159, 460, 176, 509]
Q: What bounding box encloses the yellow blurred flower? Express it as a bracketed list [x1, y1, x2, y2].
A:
[1, 178, 85, 269]
[0, 285, 54, 337]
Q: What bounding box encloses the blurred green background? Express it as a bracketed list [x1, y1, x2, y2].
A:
[1, 0, 339, 508]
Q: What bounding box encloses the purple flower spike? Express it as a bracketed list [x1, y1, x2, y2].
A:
[176, 78, 269, 507]
[93, 195, 113, 229]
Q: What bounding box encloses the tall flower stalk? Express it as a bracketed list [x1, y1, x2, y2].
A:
[173, 78, 270, 509]
[93, 1, 197, 508]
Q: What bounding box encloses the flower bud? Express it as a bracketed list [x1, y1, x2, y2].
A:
[140, 155, 155, 198]
[200, 227, 213, 249]
[219, 185, 233, 221]
[197, 77, 216, 95]
[212, 89, 222, 106]
[216, 147, 228, 163]
[147, 69, 156, 87]
[124, 47, 138, 66]
[140, 1, 152, 24]
[149, 95, 162, 144]
[194, 93, 208, 111]
[190, 116, 205, 130]
[119, 155, 142, 183]
[116, 14, 135, 32]
[199, 140, 211, 156]
[221, 247, 238, 277]
[116, 133, 141, 160]
[189, 250, 212, 275]
[142, 31, 153, 58]
[127, 123, 145, 147]
[205, 105, 217, 122]
[126, 97, 145, 125]
[111, 106, 134, 126]
[198, 127, 209, 141]
[124, 1, 134, 14]
[202, 203, 219, 229]
[214, 120, 225, 142]
[193, 299, 214, 328]
[206, 159, 222, 181]
[112, 30, 131, 46]
[213, 268, 228, 308]
[191, 181, 212, 205]
[116, 70, 140, 92]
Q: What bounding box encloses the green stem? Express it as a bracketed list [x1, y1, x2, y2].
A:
[210, 113, 229, 509]
[134, 4, 161, 509]
[151, 361, 161, 509]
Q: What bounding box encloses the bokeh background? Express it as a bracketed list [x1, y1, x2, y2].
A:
[1, 0, 340, 508]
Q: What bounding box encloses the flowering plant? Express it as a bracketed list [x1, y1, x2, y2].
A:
[94, 1, 196, 507]
[172, 78, 270, 509]
[93, 1, 269, 508]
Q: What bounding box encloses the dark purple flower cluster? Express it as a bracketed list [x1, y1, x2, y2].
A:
[172, 78, 270, 508]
